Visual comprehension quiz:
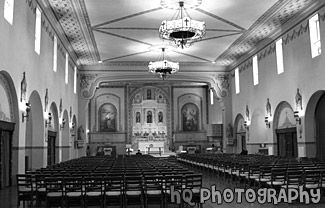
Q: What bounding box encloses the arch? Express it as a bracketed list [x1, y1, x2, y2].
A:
[305, 90, 325, 160]
[273, 101, 297, 157]
[234, 114, 245, 153]
[61, 110, 70, 162]
[0, 70, 19, 186]
[25, 90, 44, 170]
[48, 102, 59, 165]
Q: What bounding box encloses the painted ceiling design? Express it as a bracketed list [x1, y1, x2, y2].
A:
[45, 0, 319, 70]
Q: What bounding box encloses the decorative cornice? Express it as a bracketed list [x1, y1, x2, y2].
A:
[218, 0, 319, 67]
[32, 0, 79, 66]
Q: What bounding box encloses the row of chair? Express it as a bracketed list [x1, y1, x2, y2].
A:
[17, 155, 203, 208]
[17, 172, 203, 208]
[177, 154, 325, 203]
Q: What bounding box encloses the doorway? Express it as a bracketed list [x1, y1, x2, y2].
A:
[0, 121, 14, 188]
[47, 131, 57, 166]
[241, 134, 246, 150]
[276, 128, 297, 158]
[315, 93, 325, 161]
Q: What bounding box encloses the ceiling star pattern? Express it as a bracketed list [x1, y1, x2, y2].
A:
[46, 0, 319, 69]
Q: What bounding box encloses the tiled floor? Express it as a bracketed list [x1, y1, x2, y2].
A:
[1, 166, 324, 207]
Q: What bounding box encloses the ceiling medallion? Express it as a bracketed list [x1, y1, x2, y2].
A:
[159, 0, 205, 49]
[148, 46, 179, 80]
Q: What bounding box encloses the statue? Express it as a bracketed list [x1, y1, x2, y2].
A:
[158, 112, 163, 122]
[147, 111, 152, 123]
[246, 105, 250, 121]
[226, 123, 233, 138]
[266, 98, 272, 117]
[136, 112, 140, 123]
[295, 88, 302, 110]
[77, 125, 84, 141]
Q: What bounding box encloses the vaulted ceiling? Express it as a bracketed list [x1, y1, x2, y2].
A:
[40, 0, 320, 92]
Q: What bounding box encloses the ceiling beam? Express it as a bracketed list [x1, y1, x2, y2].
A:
[93, 7, 163, 28]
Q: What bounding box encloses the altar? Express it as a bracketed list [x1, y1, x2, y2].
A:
[138, 141, 164, 154]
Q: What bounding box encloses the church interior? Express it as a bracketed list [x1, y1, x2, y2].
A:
[1, 0, 325, 207]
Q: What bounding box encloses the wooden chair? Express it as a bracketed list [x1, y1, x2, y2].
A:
[143, 175, 164, 208]
[255, 165, 272, 188]
[124, 175, 144, 208]
[45, 176, 64, 208]
[16, 174, 34, 208]
[184, 174, 203, 208]
[163, 174, 183, 208]
[35, 173, 50, 206]
[266, 167, 287, 191]
[84, 176, 104, 208]
[103, 175, 124, 208]
[63, 176, 84, 208]
[303, 169, 321, 191]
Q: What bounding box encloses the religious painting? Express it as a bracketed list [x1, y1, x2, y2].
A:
[182, 103, 199, 131]
[99, 103, 117, 132]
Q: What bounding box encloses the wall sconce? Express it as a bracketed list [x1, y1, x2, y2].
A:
[60, 118, 66, 130]
[244, 120, 249, 130]
[20, 72, 27, 102]
[45, 113, 52, 127]
[22, 102, 31, 122]
[294, 111, 301, 125]
[265, 116, 270, 128]
[70, 122, 75, 131]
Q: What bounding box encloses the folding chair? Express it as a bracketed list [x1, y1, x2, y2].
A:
[143, 175, 164, 208]
[84, 176, 104, 208]
[163, 174, 183, 208]
[64, 176, 84, 207]
[35, 174, 50, 206]
[16, 174, 34, 208]
[184, 174, 203, 208]
[124, 175, 144, 208]
[45, 176, 64, 208]
[103, 175, 124, 208]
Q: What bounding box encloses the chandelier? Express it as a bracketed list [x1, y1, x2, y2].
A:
[148, 47, 179, 80]
[159, 0, 206, 49]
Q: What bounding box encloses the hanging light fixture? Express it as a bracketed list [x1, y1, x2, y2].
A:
[159, 0, 206, 49]
[148, 46, 179, 80]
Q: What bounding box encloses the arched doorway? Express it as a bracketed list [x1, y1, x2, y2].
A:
[47, 102, 59, 166]
[25, 91, 44, 170]
[70, 115, 77, 159]
[234, 114, 246, 153]
[305, 90, 325, 159]
[0, 71, 19, 188]
[315, 93, 325, 161]
[273, 101, 297, 158]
